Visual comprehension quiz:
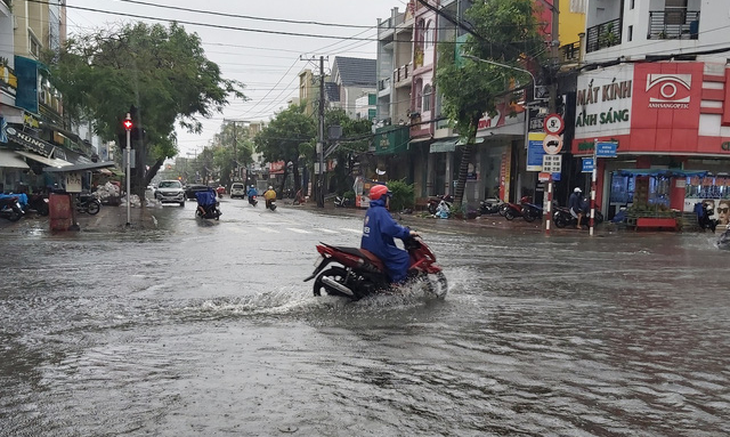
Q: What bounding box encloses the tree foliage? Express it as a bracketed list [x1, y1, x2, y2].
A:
[47, 22, 245, 194]
[324, 108, 372, 195]
[436, 0, 543, 206]
[254, 103, 316, 194]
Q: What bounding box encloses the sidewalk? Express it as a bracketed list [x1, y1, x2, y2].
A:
[0, 204, 157, 235]
[289, 198, 617, 236]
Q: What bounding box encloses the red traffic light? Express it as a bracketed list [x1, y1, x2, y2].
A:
[123, 119, 133, 131]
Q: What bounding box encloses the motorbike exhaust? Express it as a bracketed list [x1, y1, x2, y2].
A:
[320, 276, 355, 297]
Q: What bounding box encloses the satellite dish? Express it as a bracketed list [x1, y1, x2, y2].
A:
[376, 168, 386, 175]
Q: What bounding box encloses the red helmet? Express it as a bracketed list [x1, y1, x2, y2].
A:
[369, 185, 390, 200]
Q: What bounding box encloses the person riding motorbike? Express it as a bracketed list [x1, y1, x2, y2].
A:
[360, 185, 418, 284]
[263, 186, 277, 209]
[568, 187, 584, 229]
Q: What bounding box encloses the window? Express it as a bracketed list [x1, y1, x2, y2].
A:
[628, 25, 633, 42]
[422, 84, 432, 112]
[414, 80, 423, 112]
[424, 20, 434, 49]
[28, 31, 41, 58]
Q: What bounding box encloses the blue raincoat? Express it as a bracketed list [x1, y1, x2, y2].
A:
[361, 198, 411, 283]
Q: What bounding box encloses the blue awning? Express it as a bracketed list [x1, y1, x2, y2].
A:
[614, 169, 708, 178]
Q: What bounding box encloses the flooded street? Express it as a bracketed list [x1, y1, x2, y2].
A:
[1, 199, 728, 436]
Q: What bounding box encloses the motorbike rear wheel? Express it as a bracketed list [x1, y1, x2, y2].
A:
[554, 212, 569, 228]
[523, 208, 538, 222]
[86, 200, 101, 215]
[313, 267, 351, 298]
[504, 209, 516, 220]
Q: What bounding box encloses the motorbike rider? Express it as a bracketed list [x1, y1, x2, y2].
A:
[568, 187, 584, 229]
[247, 185, 258, 201]
[263, 186, 277, 209]
[361, 185, 418, 284]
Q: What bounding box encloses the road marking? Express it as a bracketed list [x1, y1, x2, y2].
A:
[318, 228, 339, 234]
[341, 228, 363, 234]
[286, 227, 311, 234]
[256, 227, 280, 234]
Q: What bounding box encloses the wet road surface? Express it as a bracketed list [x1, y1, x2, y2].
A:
[1, 198, 729, 436]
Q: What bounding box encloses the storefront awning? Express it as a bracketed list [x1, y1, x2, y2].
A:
[429, 137, 485, 153]
[43, 160, 116, 173]
[615, 169, 708, 178]
[0, 149, 30, 169]
[430, 138, 459, 153]
[15, 150, 72, 168]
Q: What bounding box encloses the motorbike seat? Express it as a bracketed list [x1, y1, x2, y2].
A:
[322, 243, 385, 270]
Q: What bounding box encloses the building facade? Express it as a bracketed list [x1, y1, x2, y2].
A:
[573, 0, 730, 219]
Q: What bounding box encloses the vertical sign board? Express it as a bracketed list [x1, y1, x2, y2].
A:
[526, 132, 547, 171]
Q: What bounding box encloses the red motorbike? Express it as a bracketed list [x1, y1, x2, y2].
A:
[499, 195, 532, 220]
[304, 235, 448, 300]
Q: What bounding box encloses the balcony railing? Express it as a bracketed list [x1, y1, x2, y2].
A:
[586, 18, 622, 53]
[648, 10, 700, 40]
[560, 41, 581, 63]
[392, 62, 413, 86]
[378, 77, 391, 91]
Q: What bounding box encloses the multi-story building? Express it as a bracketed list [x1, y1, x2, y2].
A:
[573, 0, 730, 220]
[373, 0, 586, 207]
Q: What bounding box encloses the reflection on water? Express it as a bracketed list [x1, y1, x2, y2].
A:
[1, 205, 728, 436]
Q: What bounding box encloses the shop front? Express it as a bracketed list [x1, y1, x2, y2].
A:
[572, 61, 730, 221]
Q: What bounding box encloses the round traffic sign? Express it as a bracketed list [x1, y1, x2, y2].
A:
[544, 113, 565, 135]
[543, 134, 563, 155]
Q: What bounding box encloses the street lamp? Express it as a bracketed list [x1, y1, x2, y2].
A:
[462, 54, 538, 101]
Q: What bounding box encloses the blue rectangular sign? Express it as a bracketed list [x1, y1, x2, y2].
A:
[596, 142, 617, 157]
[582, 158, 594, 173]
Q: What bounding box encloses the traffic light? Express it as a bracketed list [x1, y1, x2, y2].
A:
[123, 119, 133, 131]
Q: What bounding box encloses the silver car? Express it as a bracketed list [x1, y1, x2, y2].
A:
[155, 180, 185, 206]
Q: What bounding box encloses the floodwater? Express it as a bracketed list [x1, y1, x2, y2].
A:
[1, 199, 728, 437]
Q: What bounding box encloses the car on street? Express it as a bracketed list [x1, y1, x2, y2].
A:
[230, 182, 246, 198]
[156, 180, 186, 206]
[184, 184, 210, 200]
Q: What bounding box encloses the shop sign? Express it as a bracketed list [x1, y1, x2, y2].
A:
[65, 172, 82, 193]
[721, 141, 730, 151]
[5, 126, 53, 156]
[0, 64, 18, 96]
[575, 64, 634, 138]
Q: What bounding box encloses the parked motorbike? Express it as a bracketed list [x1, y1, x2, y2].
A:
[75, 193, 101, 215]
[427, 194, 453, 215]
[500, 196, 531, 220]
[521, 199, 543, 222]
[0, 194, 25, 222]
[304, 234, 448, 301]
[248, 195, 258, 207]
[479, 198, 504, 215]
[25, 193, 49, 216]
[553, 204, 604, 228]
[695, 201, 717, 232]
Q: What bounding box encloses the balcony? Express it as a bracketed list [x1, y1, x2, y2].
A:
[647, 10, 700, 40]
[560, 41, 581, 63]
[378, 77, 391, 92]
[586, 18, 622, 53]
[393, 62, 413, 88]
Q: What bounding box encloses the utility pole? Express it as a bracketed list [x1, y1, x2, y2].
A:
[317, 55, 325, 208]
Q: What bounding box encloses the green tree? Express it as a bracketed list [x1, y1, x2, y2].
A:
[324, 108, 372, 195]
[209, 121, 254, 188]
[47, 22, 245, 196]
[254, 103, 316, 194]
[436, 0, 543, 206]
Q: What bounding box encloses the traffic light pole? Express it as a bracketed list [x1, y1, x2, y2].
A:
[125, 113, 132, 226]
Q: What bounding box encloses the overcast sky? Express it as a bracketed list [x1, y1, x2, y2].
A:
[66, 0, 408, 157]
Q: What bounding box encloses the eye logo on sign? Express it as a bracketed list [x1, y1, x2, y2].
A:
[646, 74, 692, 108]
